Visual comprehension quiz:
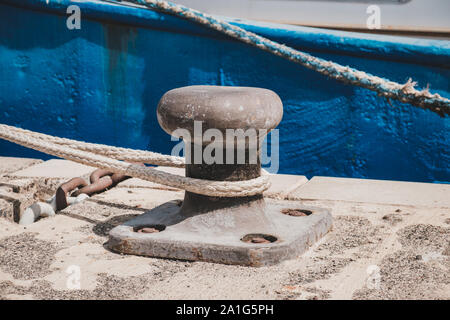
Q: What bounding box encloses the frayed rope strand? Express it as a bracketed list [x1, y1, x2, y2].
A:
[131, 0, 449, 117]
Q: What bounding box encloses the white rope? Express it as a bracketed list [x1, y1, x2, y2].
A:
[0, 124, 270, 197]
[130, 0, 449, 117]
[5, 125, 185, 167]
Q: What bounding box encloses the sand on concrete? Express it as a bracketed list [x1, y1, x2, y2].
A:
[0, 159, 449, 300]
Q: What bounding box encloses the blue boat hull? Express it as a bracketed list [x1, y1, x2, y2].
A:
[0, 0, 449, 182]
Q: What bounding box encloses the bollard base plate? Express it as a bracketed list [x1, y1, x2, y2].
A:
[108, 199, 332, 267]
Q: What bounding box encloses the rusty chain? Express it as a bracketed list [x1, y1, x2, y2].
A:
[55, 164, 144, 210]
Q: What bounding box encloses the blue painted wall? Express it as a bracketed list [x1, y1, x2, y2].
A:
[0, 1, 449, 182]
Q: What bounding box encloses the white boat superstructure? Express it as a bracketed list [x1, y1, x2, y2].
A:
[174, 0, 450, 35]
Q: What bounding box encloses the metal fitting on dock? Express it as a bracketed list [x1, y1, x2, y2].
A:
[157, 85, 282, 216]
[108, 86, 332, 266]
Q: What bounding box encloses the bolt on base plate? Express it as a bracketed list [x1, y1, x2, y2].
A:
[108, 198, 332, 267]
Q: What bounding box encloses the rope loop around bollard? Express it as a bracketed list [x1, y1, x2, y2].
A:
[0, 124, 270, 198]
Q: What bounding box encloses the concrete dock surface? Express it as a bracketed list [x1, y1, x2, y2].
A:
[0, 157, 449, 300]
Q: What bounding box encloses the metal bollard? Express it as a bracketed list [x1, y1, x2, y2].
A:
[108, 86, 332, 266]
[157, 86, 281, 219]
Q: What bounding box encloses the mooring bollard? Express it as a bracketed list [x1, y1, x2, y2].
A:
[157, 86, 282, 218]
[108, 85, 332, 266]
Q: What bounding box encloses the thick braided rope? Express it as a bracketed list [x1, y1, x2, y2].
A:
[0, 124, 270, 197]
[4, 124, 271, 175]
[131, 0, 449, 117]
[5, 124, 185, 167]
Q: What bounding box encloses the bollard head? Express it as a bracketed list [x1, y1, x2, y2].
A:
[157, 85, 283, 144]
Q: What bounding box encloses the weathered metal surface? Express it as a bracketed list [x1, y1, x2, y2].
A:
[72, 176, 113, 197]
[56, 167, 135, 210]
[55, 177, 88, 211]
[157, 85, 282, 212]
[108, 200, 332, 266]
[108, 86, 332, 266]
[157, 86, 283, 138]
[73, 169, 114, 197]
